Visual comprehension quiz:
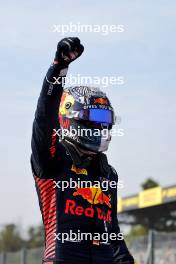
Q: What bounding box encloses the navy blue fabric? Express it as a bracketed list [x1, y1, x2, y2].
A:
[31, 64, 135, 264]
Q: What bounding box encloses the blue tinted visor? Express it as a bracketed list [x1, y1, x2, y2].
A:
[78, 109, 114, 124]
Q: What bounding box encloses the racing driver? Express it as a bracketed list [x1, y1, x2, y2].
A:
[31, 37, 136, 264]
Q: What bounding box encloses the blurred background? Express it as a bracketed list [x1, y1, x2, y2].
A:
[0, 0, 176, 263]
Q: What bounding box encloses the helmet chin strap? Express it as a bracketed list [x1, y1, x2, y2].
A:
[61, 138, 111, 178]
[61, 138, 97, 168]
[65, 138, 97, 157]
[76, 144, 97, 156]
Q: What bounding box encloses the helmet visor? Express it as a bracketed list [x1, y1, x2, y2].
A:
[78, 109, 114, 125]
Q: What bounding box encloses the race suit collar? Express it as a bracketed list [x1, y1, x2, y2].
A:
[61, 139, 111, 179]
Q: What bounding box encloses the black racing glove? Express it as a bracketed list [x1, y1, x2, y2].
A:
[54, 37, 84, 67]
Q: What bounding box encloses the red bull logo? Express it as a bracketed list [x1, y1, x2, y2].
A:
[73, 186, 111, 208]
[65, 199, 112, 222]
[94, 98, 108, 105]
[96, 192, 111, 208]
[64, 186, 112, 223]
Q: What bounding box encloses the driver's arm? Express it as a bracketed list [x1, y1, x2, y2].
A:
[31, 38, 84, 178]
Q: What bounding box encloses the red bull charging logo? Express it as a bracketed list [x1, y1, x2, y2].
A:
[73, 186, 111, 208]
[94, 98, 108, 105]
[64, 186, 112, 223]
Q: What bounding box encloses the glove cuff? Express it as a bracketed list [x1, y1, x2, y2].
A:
[54, 50, 69, 68]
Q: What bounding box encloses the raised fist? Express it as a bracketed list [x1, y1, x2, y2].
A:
[54, 37, 84, 66]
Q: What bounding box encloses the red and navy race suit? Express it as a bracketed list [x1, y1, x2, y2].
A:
[31, 63, 135, 264]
